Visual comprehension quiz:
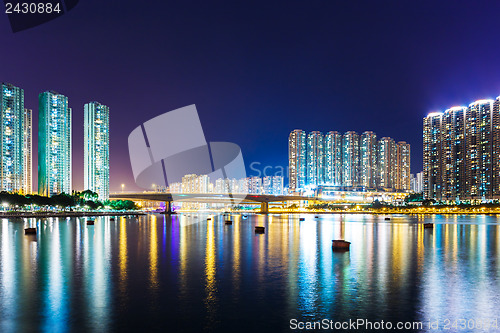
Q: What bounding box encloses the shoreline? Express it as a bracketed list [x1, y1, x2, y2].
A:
[169, 210, 500, 216]
[0, 211, 145, 218]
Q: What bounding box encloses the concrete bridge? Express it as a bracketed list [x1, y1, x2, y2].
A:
[109, 192, 306, 213]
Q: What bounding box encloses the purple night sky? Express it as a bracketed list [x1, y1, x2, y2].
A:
[2, 0, 500, 192]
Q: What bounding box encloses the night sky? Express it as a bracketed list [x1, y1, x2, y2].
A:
[2, 0, 500, 192]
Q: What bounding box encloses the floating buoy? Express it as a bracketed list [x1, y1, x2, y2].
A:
[332, 240, 350, 251]
[24, 228, 36, 235]
[225, 220, 232, 225]
[255, 226, 265, 233]
[242, 215, 248, 219]
[424, 223, 433, 228]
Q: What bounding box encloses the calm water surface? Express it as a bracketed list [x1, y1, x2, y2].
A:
[1, 214, 500, 332]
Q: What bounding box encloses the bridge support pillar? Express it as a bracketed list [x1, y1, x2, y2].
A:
[260, 202, 269, 214]
[164, 201, 173, 214]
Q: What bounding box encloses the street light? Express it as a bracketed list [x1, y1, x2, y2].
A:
[121, 184, 125, 193]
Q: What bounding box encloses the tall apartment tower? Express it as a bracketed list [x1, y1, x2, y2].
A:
[84, 102, 110, 200]
[306, 131, 324, 187]
[342, 131, 359, 187]
[466, 100, 494, 199]
[288, 130, 306, 192]
[493, 97, 500, 195]
[0, 83, 25, 193]
[441, 106, 466, 200]
[360, 131, 378, 189]
[38, 91, 72, 196]
[423, 98, 500, 201]
[378, 137, 396, 189]
[324, 131, 342, 186]
[396, 141, 411, 191]
[22, 108, 32, 194]
[423, 112, 443, 199]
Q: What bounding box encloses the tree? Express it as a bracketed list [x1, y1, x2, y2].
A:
[50, 193, 76, 208]
[79, 190, 99, 201]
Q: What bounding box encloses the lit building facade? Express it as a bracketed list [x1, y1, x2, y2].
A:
[396, 141, 411, 190]
[288, 129, 306, 192]
[360, 131, 377, 189]
[38, 91, 72, 196]
[263, 176, 272, 194]
[289, 129, 410, 193]
[84, 101, 110, 200]
[441, 106, 466, 199]
[272, 175, 284, 195]
[324, 131, 342, 186]
[411, 171, 424, 193]
[306, 131, 324, 187]
[249, 176, 262, 194]
[22, 108, 32, 194]
[342, 131, 359, 188]
[378, 137, 396, 189]
[423, 97, 500, 201]
[0, 83, 25, 193]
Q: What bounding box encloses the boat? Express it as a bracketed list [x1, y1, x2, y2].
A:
[255, 226, 265, 233]
[225, 220, 233, 225]
[332, 240, 350, 251]
[24, 228, 36, 235]
[424, 223, 433, 228]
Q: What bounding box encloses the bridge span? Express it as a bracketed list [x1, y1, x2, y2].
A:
[109, 192, 306, 213]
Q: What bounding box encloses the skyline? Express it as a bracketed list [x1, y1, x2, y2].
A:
[3, 1, 500, 192]
[424, 96, 500, 201]
[289, 129, 411, 193]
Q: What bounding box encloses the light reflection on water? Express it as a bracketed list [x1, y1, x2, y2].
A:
[0, 214, 499, 332]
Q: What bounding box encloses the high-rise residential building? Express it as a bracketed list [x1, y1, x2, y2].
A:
[342, 131, 359, 187]
[289, 129, 410, 193]
[324, 131, 342, 186]
[396, 141, 411, 190]
[306, 131, 324, 187]
[238, 178, 249, 194]
[493, 97, 500, 195]
[466, 100, 494, 199]
[262, 176, 272, 194]
[182, 174, 197, 193]
[360, 131, 377, 189]
[378, 137, 396, 189]
[272, 175, 284, 195]
[0, 83, 25, 193]
[288, 130, 306, 192]
[84, 101, 110, 200]
[423, 112, 443, 199]
[423, 97, 500, 201]
[441, 106, 466, 200]
[22, 108, 32, 194]
[38, 91, 72, 196]
[411, 171, 424, 193]
[249, 176, 262, 194]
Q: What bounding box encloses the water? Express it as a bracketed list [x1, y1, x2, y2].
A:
[1, 214, 500, 332]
